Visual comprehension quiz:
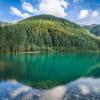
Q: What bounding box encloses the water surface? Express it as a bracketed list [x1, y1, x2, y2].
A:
[0, 52, 100, 88]
[1, 78, 100, 100]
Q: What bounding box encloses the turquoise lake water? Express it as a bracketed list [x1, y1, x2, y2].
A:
[0, 52, 100, 88]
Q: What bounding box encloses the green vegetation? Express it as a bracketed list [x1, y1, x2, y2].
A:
[0, 14, 100, 52]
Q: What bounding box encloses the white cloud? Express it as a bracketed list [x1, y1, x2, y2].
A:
[73, 0, 81, 3]
[92, 11, 99, 17]
[10, 0, 68, 19]
[37, 0, 68, 17]
[22, 1, 36, 13]
[75, 10, 100, 25]
[10, 6, 31, 18]
[78, 9, 89, 19]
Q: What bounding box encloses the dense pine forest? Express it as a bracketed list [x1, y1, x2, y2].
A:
[0, 15, 100, 52]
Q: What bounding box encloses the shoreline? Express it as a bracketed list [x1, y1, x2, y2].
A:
[19, 51, 41, 54]
[1, 50, 100, 54]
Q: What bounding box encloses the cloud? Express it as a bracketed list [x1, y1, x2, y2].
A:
[10, 0, 68, 20]
[10, 6, 31, 18]
[22, 1, 36, 13]
[76, 10, 100, 25]
[92, 11, 99, 17]
[73, 0, 81, 3]
[37, 0, 69, 17]
[78, 9, 89, 19]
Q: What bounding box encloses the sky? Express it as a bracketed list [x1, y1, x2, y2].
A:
[0, 0, 100, 25]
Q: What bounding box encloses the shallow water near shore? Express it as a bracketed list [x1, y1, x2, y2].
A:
[0, 52, 100, 99]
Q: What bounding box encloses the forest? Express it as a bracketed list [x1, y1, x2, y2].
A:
[0, 15, 100, 52]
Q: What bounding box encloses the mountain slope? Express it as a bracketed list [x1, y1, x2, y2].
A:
[83, 24, 100, 36]
[0, 21, 8, 26]
[90, 25, 100, 36]
[0, 15, 100, 52]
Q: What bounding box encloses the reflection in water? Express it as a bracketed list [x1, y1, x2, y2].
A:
[0, 53, 100, 99]
[0, 78, 100, 100]
[40, 86, 66, 100]
[64, 78, 100, 100]
[0, 80, 40, 100]
[0, 53, 100, 88]
[86, 64, 100, 77]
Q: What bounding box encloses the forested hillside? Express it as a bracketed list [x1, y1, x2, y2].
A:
[0, 15, 100, 52]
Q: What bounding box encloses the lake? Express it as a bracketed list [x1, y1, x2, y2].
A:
[0, 52, 100, 100]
